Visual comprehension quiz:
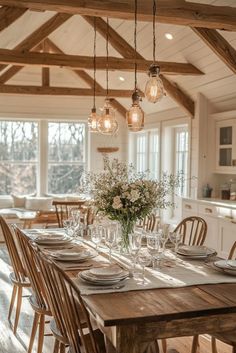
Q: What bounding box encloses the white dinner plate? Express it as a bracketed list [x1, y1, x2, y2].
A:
[53, 249, 98, 262]
[214, 260, 236, 271]
[178, 246, 216, 258]
[79, 269, 129, 285]
[89, 266, 124, 278]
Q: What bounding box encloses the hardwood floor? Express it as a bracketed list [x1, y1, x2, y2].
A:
[0, 243, 233, 353]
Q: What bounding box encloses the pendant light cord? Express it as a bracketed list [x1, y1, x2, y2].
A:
[93, 17, 97, 109]
[106, 17, 109, 98]
[134, 0, 137, 91]
[153, 0, 156, 64]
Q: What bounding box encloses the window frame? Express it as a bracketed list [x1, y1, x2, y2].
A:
[0, 117, 88, 196]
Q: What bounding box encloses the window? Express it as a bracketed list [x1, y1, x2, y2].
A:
[0, 121, 38, 195]
[48, 122, 86, 194]
[0, 119, 87, 195]
[175, 127, 189, 196]
[133, 129, 159, 179]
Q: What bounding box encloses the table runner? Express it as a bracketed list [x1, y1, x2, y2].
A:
[74, 247, 236, 295]
[24, 229, 236, 296]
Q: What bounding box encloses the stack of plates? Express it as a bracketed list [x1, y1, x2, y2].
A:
[177, 245, 216, 259]
[33, 232, 71, 245]
[214, 260, 236, 276]
[79, 266, 129, 286]
[50, 248, 97, 262]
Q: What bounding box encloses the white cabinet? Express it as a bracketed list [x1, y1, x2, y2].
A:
[215, 119, 236, 173]
[218, 219, 236, 258]
[182, 198, 236, 258]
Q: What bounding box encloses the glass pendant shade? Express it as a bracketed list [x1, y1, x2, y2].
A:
[97, 100, 118, 135]
[126, 102, 144, 132]
[88, 108, 99, 133]
[145, 64, 164, 103]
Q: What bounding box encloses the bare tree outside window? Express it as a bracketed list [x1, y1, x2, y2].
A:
[48, 122, 86, 194]
[0, 121, 38, 195]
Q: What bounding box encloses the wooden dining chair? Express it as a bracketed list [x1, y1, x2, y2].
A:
[0, 216, 31, 333]
[35, 250, 107, 353]
[174, 216, 207, 246]
[192, 240, 236, 353]
[138, 214, 160, 232]
[53, 200, 86, 228]
[12, 225, 68, 353]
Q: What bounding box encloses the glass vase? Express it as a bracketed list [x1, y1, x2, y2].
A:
[119, 219, 136, 254]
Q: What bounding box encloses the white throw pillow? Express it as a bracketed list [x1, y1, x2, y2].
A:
[25, 197, 53, 211]
[11, 194, 26, 208]
[0, 196, 14, 209]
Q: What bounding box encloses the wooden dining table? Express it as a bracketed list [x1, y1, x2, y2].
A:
[25, 229, 236, 353]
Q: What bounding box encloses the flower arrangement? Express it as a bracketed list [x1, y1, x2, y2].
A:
[81, 157, 181, 251]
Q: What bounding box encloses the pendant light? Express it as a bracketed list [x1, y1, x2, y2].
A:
[88, 17, 99, 132]
[145, 0, 165, 103]
[126, 0, 144, 132]
[97, 18, 118, 135]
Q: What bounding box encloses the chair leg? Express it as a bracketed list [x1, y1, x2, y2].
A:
[53, 339, 60, 353]
[37, 314, 45, 353]
[28, 311, 40, 353]
[59, 343, 66, 353]
[8, 284, 17, 322]
[191, 335, 199, 353]
[211, 337, 218, 353]
[233, 346, 236, 353]
[161, 339, 167, 353]
[13, 286, 22, 334]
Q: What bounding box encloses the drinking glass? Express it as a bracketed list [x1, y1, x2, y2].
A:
[105, 226, 117, 263]
[160, 224, 170, 255]
[63, 219, 74, 237]
[90, 225, 102, 251]
[169, 231, 183, 259]
[137, 250, 152, 285]
[128, 232, 142, 276]
[146, 232, 164, 269]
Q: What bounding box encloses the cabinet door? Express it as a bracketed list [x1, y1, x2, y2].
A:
[199, 214, 219, 250]
[216, 120, 236, 173]
[218, 219, 236, 259]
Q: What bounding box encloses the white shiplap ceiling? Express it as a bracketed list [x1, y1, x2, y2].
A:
[1, 0, 236, 116]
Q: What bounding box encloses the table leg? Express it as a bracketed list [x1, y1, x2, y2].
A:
[116, 325, 159, 353]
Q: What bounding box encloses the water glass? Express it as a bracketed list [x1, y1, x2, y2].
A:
[63, 219, 75, 237]
[128, 232, 142, 275]
[146, 232, 164, 269]
[105, 226, 117, 263]
[137, 250, 152, 285]
[169, 231, 183, 258]
[90, 225, 102, 251]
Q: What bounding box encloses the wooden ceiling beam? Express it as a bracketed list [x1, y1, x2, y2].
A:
[0, 12, 72, 82]
[0, 6, 27, 32]
[0, 1, 236, 31]
[0, 84, 137, 97]
[85, 16, 195, 117]
[0, 48, 203, 75]
[44, 38, 127, 118]
[192, 27, 236, 75]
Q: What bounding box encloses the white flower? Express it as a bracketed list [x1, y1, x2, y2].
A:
[130, 189, 140, 202]
[112, 196, 123, 209]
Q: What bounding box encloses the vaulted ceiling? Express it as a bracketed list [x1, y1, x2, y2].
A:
[0, 0, 236, 118]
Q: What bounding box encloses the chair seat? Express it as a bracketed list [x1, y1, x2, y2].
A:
[29, 294, 51, 315]
[213, 332, 236, 346]
[9, 272, 31, 287]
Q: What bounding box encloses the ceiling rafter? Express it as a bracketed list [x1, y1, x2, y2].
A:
[0, 48, 203, 76]
[0, 6, 27, 32]
[86, 16, 195, 117]
[192, 27, 236, 75]
[0, 84, 137, 97]
[45, 38, 127, 118]
[0, 12, 72, 83]
[0, 1, 236, 31]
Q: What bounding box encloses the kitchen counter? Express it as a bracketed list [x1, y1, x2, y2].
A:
[183, 197, 236, 210]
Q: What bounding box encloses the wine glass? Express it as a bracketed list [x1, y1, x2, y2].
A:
[137, 250, 152, 285]
[128, 232, 142, 276]
[160, 224, 170, 255]
[105, 226, 117, 263]
[63, 219, 74, 237]
[146, 232, 164, 269]
[169, 231, 183, 259]
[90, 225, 102, 251]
